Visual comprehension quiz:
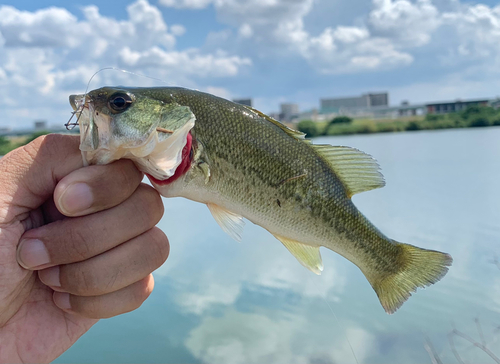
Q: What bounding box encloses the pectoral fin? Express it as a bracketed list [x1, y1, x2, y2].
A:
[274, 235, 323, 275]
[207, 203, 245, 242]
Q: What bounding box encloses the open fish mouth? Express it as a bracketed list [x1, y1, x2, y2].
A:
[68, 89, 196, 180]
[68, 93, 115, 166]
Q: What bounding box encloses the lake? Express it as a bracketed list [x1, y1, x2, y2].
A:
[54, 127, 500, 364]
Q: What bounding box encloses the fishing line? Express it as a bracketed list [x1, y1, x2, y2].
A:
[323, 297, 359, 364]
[83, 67, 174, 95]
[313, 279, 359, 364]
[65, 67, 174, 130]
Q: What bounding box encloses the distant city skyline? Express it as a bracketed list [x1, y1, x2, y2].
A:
[2, 92, 495, 134]
[1, 0, 500, 128]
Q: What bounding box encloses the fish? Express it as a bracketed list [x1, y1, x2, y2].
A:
[69, 86, 452, 314]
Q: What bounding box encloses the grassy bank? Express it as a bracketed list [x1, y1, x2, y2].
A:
[297, 105, 500, 137]
[0, 131, 51, 155]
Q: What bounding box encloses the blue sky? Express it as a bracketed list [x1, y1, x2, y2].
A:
[1, 0, 500, 128]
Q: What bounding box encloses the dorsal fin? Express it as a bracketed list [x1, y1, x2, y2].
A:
[243, 105, 308, 142]
[313, 145, 385, 197]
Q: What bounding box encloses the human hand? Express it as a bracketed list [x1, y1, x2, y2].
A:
[0, 135, 169, 363]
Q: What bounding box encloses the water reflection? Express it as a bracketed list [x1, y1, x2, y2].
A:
[55, 127, 500, 364]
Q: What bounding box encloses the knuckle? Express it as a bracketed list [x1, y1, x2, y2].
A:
[61, 265, 97, 295]
[29, 134, 77, 159]
[67, 228, 94, 261]
[134, 185, 164, 227]
[104, 269, 121, 293]
[82, 297, 101, 318]
[115, 160, 142, 189]
[147, 227, 170, 268]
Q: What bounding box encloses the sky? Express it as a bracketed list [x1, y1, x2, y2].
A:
[1, 0, 500, 128]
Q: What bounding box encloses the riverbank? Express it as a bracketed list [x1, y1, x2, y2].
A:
[0, 131, 52, 155]
[297, 105, 500, 137]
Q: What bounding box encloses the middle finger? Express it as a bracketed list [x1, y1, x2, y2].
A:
[38, 227, 169, 296]
[17, 183, 164, 270]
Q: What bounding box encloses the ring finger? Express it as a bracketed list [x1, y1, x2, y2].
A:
[38, 227, 169, 296]
[53, 275, 155, 319]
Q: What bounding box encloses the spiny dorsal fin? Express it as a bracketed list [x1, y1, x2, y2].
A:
[243, 105, 308, 142]
[207, 203, 245, 242]
[274, 235, 323, 275]
[313, 145, 385, 198]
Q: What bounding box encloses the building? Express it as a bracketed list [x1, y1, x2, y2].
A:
[233, 98, 252, 107]
[268, 112, 281, 121]
[426, 99, 489, 114]
[280, 103, 299, 122]
[34, 120, 48, 130]
[368, 93, 389, 107]
[370, 103, 426, 119]
[320, 92, 388, 112]
[489, 98, 500, 109]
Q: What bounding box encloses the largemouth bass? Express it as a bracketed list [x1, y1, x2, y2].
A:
[69, 87, 452, 314]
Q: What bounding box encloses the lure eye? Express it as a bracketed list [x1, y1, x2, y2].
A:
[108, 93, 133, 112]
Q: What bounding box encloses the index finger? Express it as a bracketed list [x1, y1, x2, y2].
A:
[54, 159, 143, 217]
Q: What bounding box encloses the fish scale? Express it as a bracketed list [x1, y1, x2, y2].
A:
[70, 86, 452, 314]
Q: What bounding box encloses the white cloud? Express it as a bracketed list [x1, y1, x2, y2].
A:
[3, 0, 500, 128]
[170, 24, 186, 36]
[238, 23, 253, 38]
[442, 4, 500, 60]
[369, 0, 441, 46]
[160, 0, 423, 73]
[159, 0, 213, 9]
[204, 86, 232, 99]
[305, 26, 413, 74]
[185, 310, 376, 364]
[0, 6, 80, 48]
[0, 0, 251, 128]
[119, 46, 251, 77]
[178, 282, 241, 315]
[160, 0, 500, 76]
[185, 311, 305, 364]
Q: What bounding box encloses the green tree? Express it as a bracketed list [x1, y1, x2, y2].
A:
[406, 121, 422, 131]
[425, 114, 443, 122]
[461, 105, 482, 119]
[329, 116, 352, 125]
[469, 116, 491, 127]
[0, 136, 11, 155]
[297, 120, 319, 137]
[25, 131, 51, 144]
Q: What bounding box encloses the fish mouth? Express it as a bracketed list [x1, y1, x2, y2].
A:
[69, 94, 90, 111]
[69, 94, 78, 111]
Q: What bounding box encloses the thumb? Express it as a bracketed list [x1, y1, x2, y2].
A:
[0, 134, 83, 225]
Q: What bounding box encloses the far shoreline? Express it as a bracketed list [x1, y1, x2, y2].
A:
[295, 105, 500, 138]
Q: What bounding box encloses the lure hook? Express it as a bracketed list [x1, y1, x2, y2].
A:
[65, 110, 81, 130]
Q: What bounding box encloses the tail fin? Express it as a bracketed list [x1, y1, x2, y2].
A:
[370, 241, 452, 314]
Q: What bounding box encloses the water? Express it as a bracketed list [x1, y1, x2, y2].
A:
[55, 127, 500, 364]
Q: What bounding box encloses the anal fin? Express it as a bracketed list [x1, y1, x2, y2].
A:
[207, 203, 245, 242]
[274, 235, 324, 275]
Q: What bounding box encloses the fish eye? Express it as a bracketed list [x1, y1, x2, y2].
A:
[108, 93, 133, 112]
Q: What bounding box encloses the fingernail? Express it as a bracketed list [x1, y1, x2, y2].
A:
[59, 183, 93, 215]
[53, 292, 71, 310]
[17, 239, 50, 269]
[39, 266, 61, 288]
